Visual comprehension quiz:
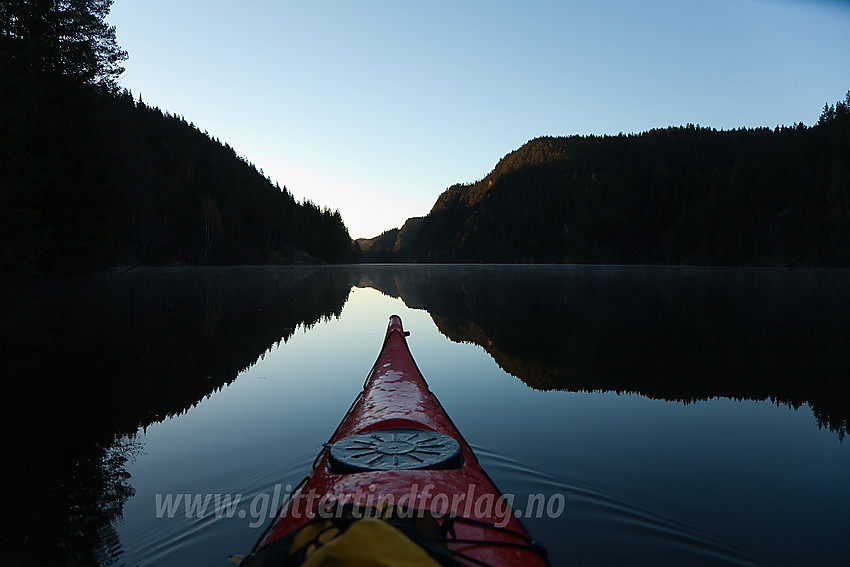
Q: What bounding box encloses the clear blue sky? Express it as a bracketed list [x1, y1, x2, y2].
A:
[108, 0, 850, 239]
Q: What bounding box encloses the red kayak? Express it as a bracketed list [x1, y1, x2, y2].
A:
[242, 315, 548, 566]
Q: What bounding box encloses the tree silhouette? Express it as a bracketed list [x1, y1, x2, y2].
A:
[1, 1, 358, 278]
[0, 0, 127, 88]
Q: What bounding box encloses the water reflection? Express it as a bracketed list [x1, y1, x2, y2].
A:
[0, 267, 352, 565]
[358, 265, 850, 438]
[1, 265, 847, 565]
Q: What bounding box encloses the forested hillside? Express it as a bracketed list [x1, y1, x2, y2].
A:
[0, 0, 358, 279]
[356, 217, 423, 262]
[94, 91, 358, 267]
[381, 98, 850, 266]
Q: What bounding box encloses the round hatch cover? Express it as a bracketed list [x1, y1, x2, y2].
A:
[329, 428, 462, 472]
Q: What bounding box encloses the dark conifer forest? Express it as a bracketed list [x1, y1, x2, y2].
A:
[366, 97, 850, 267]
[1, 0, 358, 279]
[93, 93, 358, 267]
[4, 3, 849, 275]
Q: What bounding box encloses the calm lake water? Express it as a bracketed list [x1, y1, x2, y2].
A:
[1, 265, 849, 566]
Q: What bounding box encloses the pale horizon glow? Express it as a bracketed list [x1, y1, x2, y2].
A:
[107, 0, 850, 239]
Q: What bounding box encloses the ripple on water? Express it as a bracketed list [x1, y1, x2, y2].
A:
[472, 444, 772, 567]
[114, 447, 317, 566]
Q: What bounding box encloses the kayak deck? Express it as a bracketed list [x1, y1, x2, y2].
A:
[251, 315, 548, 566]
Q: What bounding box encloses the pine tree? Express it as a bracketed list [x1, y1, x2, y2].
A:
[0, 0, 127, 88]
[1, 0, 126, 277]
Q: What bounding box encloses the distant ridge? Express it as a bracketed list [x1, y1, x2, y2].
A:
[357, 216, 424, 262]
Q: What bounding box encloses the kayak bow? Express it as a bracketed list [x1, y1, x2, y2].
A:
[245, 315, 548, 566]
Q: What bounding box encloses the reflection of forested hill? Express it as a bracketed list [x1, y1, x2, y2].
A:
[0, 267, 353, 565]
[358, 265, 850, 438]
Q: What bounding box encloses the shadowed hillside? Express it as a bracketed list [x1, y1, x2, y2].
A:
[357, 217, 424, 263]
[366, 95, 850, 267]
[1, 0, 358, 279]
